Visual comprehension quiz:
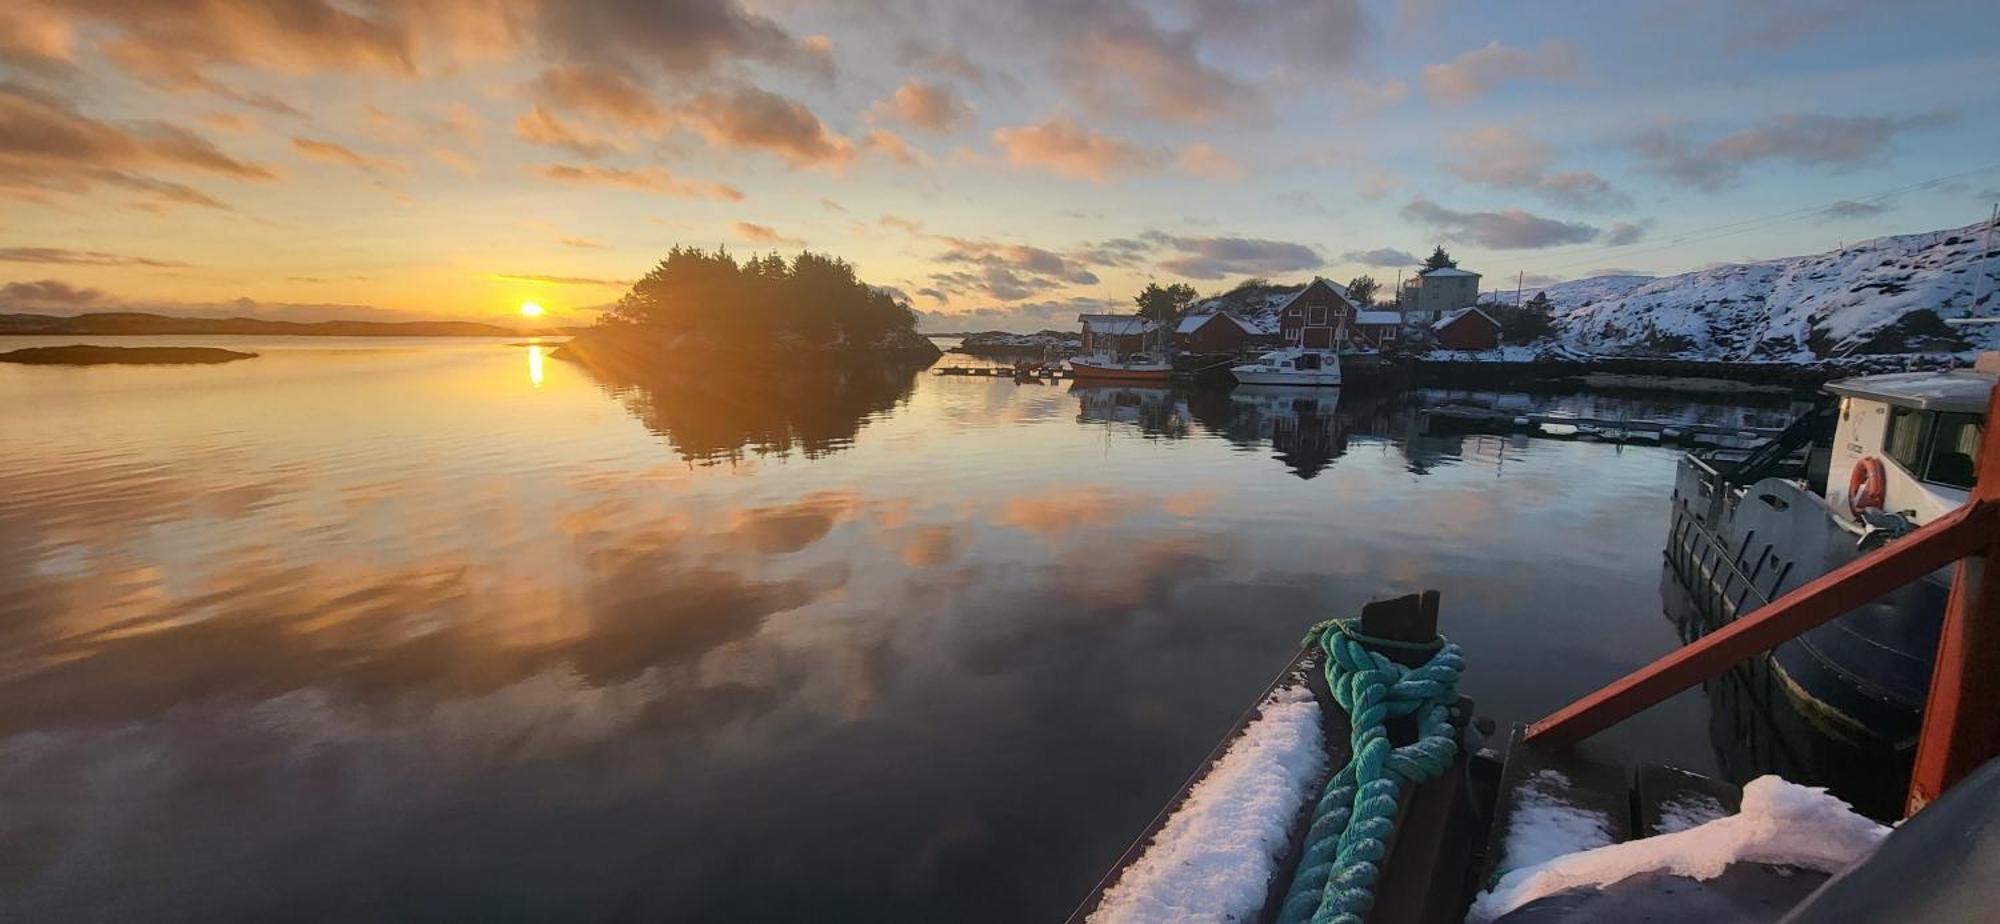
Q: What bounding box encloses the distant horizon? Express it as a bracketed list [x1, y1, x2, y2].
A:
[6, 1, 1997, 335]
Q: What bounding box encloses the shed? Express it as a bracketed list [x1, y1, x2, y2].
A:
[1174, 312, 1257, 353]
[1432, 307, 1501, 351]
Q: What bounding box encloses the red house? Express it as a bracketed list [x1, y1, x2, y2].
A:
[1276, 278, 1362, 350]
[1431, 307, 1501, 351]
[1078, 314, 1160, 355]
[1173, 312, 1257, 353]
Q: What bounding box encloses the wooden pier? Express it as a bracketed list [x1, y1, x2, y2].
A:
[932, 365, 1077, 379]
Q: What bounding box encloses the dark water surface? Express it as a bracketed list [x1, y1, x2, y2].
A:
[1, 337, 1804, 921]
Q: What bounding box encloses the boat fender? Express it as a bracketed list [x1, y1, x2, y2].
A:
[1847, 457, 1887, 517]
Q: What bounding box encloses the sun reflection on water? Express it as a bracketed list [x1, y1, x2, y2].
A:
[527, 343, 545, 388]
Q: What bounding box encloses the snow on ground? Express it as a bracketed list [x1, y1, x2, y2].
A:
[1468, 775, 1890, 922]
[1089, 685, 1327, 924]
[1537, 220, 2000, 361]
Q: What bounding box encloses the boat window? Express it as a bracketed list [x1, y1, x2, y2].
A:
[1884, 405, 1929, 474]
[1926, 412, 1982, 489]
[1298, 353, 1319, 370]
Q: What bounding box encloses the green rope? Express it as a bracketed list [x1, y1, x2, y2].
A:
[1276, 618, 1464, 924]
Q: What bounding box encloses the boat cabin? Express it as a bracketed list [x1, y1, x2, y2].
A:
[1825, 369, 1992, 527]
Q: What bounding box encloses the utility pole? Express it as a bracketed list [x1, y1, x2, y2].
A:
[1516, 270, 1524, 308]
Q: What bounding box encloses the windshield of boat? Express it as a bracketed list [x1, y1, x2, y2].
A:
[1885, 405, 1981, 489]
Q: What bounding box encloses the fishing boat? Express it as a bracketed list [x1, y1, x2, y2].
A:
[1228, 348, 1342, 387]
[1069, 350, 1173, 382]
[1667, 360, 1996, 745]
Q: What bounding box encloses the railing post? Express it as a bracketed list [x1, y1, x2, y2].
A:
[1907, 384, 2000, 813]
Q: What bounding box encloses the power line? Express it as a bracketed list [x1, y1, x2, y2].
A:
[1522, 161, 2000, 277]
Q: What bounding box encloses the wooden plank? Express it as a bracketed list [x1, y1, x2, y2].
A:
[1525, 500, 1988, 749]
[1479, 727, 1635, 888]
[1909, 382, 2000, 813]
[1635, 764, 1741, 837]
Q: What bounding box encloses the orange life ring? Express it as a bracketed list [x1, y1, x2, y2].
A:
[1848, 456, 1887, 516]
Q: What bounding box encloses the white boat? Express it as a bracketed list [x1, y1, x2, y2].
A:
[1229, 349, 1341, 387]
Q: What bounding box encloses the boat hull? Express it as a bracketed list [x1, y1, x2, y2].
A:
[1229, 370, 1341, 387]
[1070, 361, 1171, 382]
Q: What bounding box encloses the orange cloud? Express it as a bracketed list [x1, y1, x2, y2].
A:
[530, 163, 743, 201]
[513, 105, 622, 159]
[991, 117, 1154, 182]
[865, 128, 925, 168]
[733, 222, 803, 246]
[998, 486, 1132, 538]
[528, 64, 669, 133]
[873, 79, 971, 133]
[292, 136, 407, 175]
[0, 83, 272, 210]
[1176, 142, 1243, 181]
[680, 84, 854, 169]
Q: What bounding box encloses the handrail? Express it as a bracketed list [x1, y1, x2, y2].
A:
[1525, 383, 2000, 816]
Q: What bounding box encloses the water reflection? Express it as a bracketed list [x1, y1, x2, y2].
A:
[0, 341, 1793, 921]
[527, 342, 545, 387]
[562, 347, 930, 464]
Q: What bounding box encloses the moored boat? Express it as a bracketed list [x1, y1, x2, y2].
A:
[1666, 360, 1996, 744]
[1069, 351, 1172, 382]
[1228, 348, 1342, 386]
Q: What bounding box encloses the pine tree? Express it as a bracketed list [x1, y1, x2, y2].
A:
[1423, 245, 1457, 270]
[1346, 275, 1380, 306]
[1134, 282, 1198, 323]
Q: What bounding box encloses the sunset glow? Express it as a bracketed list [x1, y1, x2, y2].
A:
[520, 301, 545, 318]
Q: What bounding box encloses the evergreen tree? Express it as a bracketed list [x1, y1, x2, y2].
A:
[1134, 282, 1198, 323]
[1423, 245, 1458, 270]
[1525, 291, 1553, 313]
[1346, 275, 1380, 306]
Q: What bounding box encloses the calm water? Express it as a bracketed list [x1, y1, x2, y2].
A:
[1, 336, 1803, 921]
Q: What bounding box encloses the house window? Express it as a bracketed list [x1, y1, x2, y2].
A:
[1309, 304, 1327, 325]
[1384, 328, 1398, 342]
[1286, 328, 1301, 343]
[1288, 308, 1301, 317]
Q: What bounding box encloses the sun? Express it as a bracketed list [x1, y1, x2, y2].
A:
[519, 301, 545, 318]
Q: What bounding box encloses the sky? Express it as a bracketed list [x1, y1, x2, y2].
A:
[3, 0, 1999, 332]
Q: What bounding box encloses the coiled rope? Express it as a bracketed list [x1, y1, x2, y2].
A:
[1276, 618, 1465, 924]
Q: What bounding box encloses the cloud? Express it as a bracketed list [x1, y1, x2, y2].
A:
[1400, 198, 1602, 249]
[1150, 234, 1322, 280]
[0, 247, 187, 268]
[527, 64, 669, 133]
[679, 84, 854, 168]
[1340, 247, 1419, 267]
[0, 82, 272, 209]
[1633, 111, 1956, 190]
[432, 149, 479, 176]
[734, 221, 804, 245]
[560, 237, 608, 249]
[913, 296, 1114, 333]
[991, 117, 1154, 182]
[873, 79, 971, 133]
[1422, 40, 1579, 105]
[1444, 126, 1631, 211]
[1, 278, 105, 307]
[1176, 143, 1243, 181]
[363, 102, 486, 146]
[933, 237, 1100, 285]
[53, 0, 418, 97]
[292, 136, 405, 175]
[864, 128, 926, 167]
[879, 214, 923, 234]
[1039, 1, 1253, 124]
[513, 105, 622, 159]
[530, 163, 743, 200]
[1822, 199, 1891, 219]
[534, 0, 832, 81]
[494, 273, 631, 287]
[1602, 220, 1652, 245]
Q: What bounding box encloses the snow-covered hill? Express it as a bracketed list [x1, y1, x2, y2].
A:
[1534, 221, 2000, 361]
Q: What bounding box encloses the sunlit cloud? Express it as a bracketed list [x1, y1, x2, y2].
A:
[529, 163, 743, 201]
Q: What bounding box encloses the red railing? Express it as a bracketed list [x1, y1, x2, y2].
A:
[1525, 384, 2000, 816]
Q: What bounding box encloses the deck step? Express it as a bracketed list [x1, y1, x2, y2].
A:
[1636, 763, 1742, 837]
[1479, 726, 1637, 887]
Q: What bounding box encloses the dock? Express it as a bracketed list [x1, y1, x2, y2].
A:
[1420, 404, 1787, 445]
[933, 365, 1077, 379]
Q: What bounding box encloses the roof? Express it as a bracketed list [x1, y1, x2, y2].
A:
[1419, 266, 1480, 278]
[1355, 310, 1401, 326]
[1823, 369, 1997, 413]
[1432, 306, 1499, 331]
[1275, 277, 1357, 314]
[1174, 312, 1248, 335]
[1077, 313, 1157, 336]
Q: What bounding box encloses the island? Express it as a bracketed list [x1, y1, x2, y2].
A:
[0, 345, 258, 365]
[554, 247, 940, 371]
[0, 312, 569, 338]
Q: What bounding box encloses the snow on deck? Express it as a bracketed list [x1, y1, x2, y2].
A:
[1469, 775, 1890, 922]
[1498, 769, 1618, 873]
[1088, 685, 1327, 923]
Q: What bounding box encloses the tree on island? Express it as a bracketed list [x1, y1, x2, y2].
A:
[1423, 246, 1458, 270]
[1346, 275, 1380, 306]
[1134, 282, 1199, 323]
[606, 246, 917, 345]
